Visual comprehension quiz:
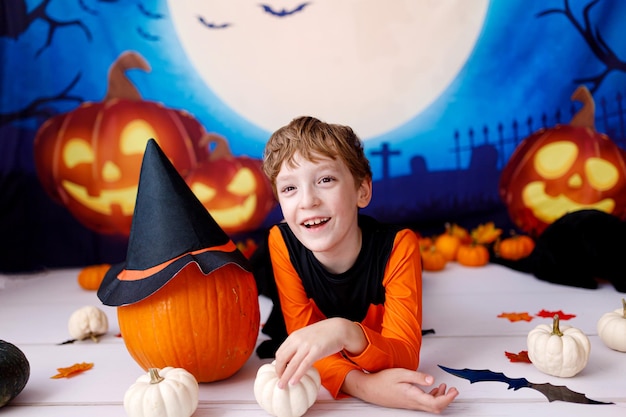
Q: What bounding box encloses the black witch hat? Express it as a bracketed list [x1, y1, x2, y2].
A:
[97, 139, 251, 306]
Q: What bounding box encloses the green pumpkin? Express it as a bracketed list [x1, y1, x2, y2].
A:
[0, 340, 30, 408]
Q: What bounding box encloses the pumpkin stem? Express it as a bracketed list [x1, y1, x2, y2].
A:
[551, 314, 564, 337]
[622, 298, 626, 319]
[569, 85, 595, 130]
[148, 368, 164, 384]
[201, 133, 233, 161]
[105, 51, 151, 101]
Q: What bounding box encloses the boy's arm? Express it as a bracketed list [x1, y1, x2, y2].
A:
[268, 226, 364, 396]
[342, 229, 423, 372]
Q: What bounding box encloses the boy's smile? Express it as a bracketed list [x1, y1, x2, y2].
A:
[275, 152, 371, 273]
[303, 217, 330, 228]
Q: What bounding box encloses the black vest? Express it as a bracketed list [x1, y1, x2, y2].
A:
[278, 215, 401, 322]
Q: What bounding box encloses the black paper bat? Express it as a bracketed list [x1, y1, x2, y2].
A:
[260, 3, 310, 17]
[439, 365, 613, 405]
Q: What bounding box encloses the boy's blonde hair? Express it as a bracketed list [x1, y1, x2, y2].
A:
[263, 116, 372, 193]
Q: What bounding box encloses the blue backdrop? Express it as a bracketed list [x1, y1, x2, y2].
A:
[1, 0, 625, 271]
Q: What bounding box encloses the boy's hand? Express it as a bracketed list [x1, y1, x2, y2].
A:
[344, 368, 459, 413]
[274, 317, 366, 388]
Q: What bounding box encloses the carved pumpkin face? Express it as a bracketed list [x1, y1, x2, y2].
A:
[499, 125, 626, 236]
[186, 156, 276, 234]
[34, 99, 208, 235]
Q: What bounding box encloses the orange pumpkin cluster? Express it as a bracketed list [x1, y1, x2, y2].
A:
[418, 222, 535, 271]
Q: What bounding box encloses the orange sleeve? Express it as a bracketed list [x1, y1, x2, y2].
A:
[343, 229, 422, 372]
[267, 226, 423, 398]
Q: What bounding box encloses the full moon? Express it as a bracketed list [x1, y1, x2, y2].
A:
[168, 0, 489, 139]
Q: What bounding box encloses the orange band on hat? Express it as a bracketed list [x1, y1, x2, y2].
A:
[117, 241, 238, 281]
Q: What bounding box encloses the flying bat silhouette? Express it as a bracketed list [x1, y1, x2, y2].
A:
[439, 365, 612, 405]
[198, 16, 231, 29]
[260, 3, 310, 17]
[138, 3, 164, 19]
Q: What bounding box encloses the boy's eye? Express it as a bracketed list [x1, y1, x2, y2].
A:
[280, 185, 295, 193]
[319, 176, 334, 184]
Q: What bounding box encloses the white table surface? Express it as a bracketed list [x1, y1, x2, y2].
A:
[1, 263, 625, 416]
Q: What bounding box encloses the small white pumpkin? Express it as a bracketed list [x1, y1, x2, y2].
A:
[597, 298, 626, 352]
[254, 361, 321, 417]
[124, 367, 199, 417]
[527, 315, 590, 377]
[68, 305, 109, 342]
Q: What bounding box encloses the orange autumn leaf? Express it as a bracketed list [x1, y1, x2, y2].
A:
[236, 238, 258, 259]
[497, 312, 534, 322]
[447, 223, 471, 243]
[51, 362, 94, 379]
[471, 222, 503, 244]
[505, 350, 531, 363]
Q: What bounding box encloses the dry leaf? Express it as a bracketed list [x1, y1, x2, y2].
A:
[497, 312, 534, 322]
[445, 223, 471, 243]
[471, 222, 503, 244]
[505, 350, 531, 363]
[51, 362, 94, 379]
[536, 309, 576, 320]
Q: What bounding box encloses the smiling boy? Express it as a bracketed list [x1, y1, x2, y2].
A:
[261, 116, 458, 412]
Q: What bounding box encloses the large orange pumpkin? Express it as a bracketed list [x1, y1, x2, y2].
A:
[117, 262, 260, 383]
[186, 134, 276, 234]
[33, 51, 209, 235]
[500, 86, 626, 237]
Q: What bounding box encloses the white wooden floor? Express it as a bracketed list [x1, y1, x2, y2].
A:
[1, 263, 625, 416]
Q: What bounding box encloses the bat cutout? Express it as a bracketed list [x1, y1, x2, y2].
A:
[198, 16, 231, 29]
[260, 3, 310, 17]
[439, 365, 613, 405]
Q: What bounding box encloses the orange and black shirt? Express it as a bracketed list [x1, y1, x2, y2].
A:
[268, 215, 423, 398]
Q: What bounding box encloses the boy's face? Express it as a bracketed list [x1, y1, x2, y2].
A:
[275, 152, 371, 260]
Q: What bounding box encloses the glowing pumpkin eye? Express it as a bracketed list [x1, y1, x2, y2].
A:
[585, 157, 618, 191]
[121, 120, 158, 155]
[227, 168, 256, 196]
[191, 182, 217, 202]
[534, 141, 578, 179]
[102, 161, 122, 182]
[64, 139, 95, 168]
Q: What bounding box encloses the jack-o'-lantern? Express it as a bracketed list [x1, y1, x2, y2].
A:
[186, 134, 276, 234]
[500, 86, 626, 237]
[33, 51, 209, 235]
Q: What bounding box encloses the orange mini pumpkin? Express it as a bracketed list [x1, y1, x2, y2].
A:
[117, 262, 260, 383]
[457, 243, 490, 267]
[496, 233, 535, 261]
[420, 245, 447, 272]
[434, 223, 468, 261]
[77, 264, 111, 291]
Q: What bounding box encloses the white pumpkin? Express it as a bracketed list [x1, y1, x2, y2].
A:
[68, 305, 109, 342]
[254, 361, 321, 417]
[527, 315, 590, 377]
[597, 298, 626, 352]
[124, 367, 199, 417]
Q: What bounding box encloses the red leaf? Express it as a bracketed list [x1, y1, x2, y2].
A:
[505, 350, 531, 363]
[497, 312, 534, 322]
[536, 309, 576, 320]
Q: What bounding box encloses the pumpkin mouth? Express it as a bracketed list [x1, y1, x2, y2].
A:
[62, 180, 137, 215]
[521, 181, 615, 224]
[205, 195, 257, 229]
